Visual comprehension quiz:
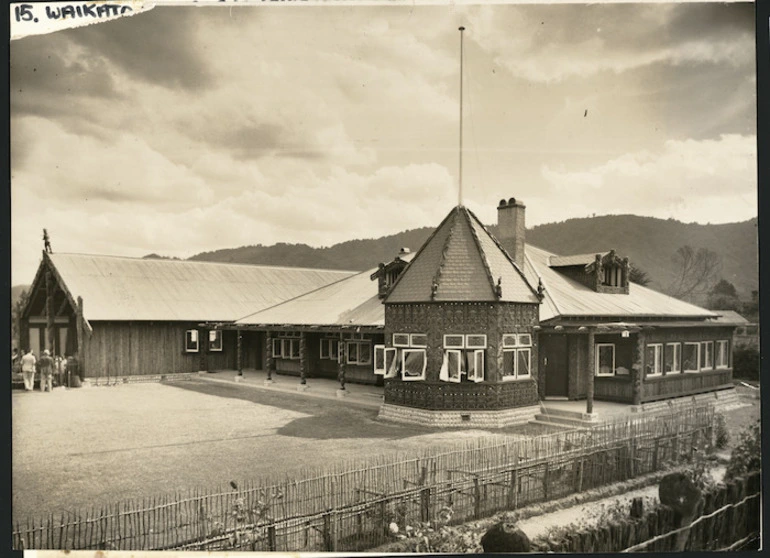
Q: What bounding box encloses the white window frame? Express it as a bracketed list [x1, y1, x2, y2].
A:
[409, 333, 428, 348]
[374, 344, 386, 375]
[445, 349, 463, 383]
[700, 341, 714, 371]
[517, 333, 532, 347]
[645, 343, 663, 377]
[185, 329, 199, 353]
[502, 334, 518, 348]
[392, 333, 410, 347]
[502, 349, 517, 380]
[665, 343, 681, 374]
[401, 348, 427, 381]
[443, 334, 465, 349]
[468, 349, 485, 383]
[517, 348, 531, 379]
[595, 343, 615, 377]
[208, 330, 223, 352]
[683, 342, 700, 373]
[716, 340, 729, 369]
[347, 341, 372, 366]
[272, 338, 283, 358]
[384, 347, 399, 378]
[465, 334, 487, 349]
[320, 339, 330, 359]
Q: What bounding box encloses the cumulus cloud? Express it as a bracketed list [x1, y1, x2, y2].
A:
[539, 134, 757, 223]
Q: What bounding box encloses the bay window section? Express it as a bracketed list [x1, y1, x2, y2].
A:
[700, 341, 713, 370]
[665, 343, 681, 374]
[645, 344, 663, 377]
[716, 340, 729, 369]
[683, 342, 700, 373]
[402, 349, 427, 381]
[502, 333, 532, 381]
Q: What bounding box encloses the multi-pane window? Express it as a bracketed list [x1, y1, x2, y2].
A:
[384, 347, 399, 378]
[439, 334, 487, 383]
[208, 330, 223, 352]
[272, 332, 301, 360]
[683, 343, 700, 373]
[716, 340, 729, 369]
[319, 339, 339, 361]
[347, 341, 372, 366]
[645, 344, 663, 377]
[595, 344, 615, 376]
[389, 334, 427, 379]
[700, 341, 713, 370]
[374, 345, 386, 375]
[665, 343, 681, 374]
[502, 333, 532, 381]
[392, 333, 410, 347]
[185, 330, 199, 353]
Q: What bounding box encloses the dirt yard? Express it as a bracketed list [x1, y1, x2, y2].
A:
[11, 379, 553, 523]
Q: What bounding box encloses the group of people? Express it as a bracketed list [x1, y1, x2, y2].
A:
[12, 348, 68, 392]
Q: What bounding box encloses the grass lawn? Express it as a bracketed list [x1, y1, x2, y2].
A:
[12, 379, 556, 523]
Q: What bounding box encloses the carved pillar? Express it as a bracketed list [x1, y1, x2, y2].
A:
[76, 296, 85, 379]
[299, 332, 307, 385]
[586, 330, 595, 415]
[265, 331, 274, 380]
[632, 331, 645, 405]
[45, 269, 55, 354]
[338, 335, 347, 390]
[236, 329, 243, 375]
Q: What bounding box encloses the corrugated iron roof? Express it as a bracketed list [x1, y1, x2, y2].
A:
[236, 268, 384, 327]
[385, 206, 540, 304]
[526, 245, 716, 321]
[48, 253, 354, 322]
[707, 310, 750, 326]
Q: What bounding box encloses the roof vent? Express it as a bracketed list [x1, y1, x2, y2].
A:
[399, 247, 411, 255]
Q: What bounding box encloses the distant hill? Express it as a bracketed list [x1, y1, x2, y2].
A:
[11, 284, 29, 307]
[186, 215, 758, 299]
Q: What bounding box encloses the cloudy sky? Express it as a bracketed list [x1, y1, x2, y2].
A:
[10, 1, 756, 284]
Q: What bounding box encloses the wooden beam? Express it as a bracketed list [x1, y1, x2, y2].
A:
[55, 295, 70, 317]
[45, 270, 54, 353]
[76, 296, 85, 378]
[586, 329, 595, 415]
[299, 332, 307, 385]
[236, 330, 243, 375]
[265, 331, 274, 381]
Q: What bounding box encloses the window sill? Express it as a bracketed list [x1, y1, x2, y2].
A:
[502, 376, 532, 382]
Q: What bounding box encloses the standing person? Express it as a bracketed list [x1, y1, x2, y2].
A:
[20, 349, 36, 391]
[38, 349, 54, 392]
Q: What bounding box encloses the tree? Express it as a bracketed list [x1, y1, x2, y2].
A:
[706, 279, 741, 311]
[629, 266, 652, 286]
[667, 245, 722, 303]
[11, 289, 29, 350]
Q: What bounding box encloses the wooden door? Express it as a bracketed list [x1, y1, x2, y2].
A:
[542, 334, 569, 397]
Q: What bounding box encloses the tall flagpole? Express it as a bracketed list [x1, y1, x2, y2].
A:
[458, 26, 465, 207]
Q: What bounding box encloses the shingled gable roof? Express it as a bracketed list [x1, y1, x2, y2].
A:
[41, 253, 355, 322]
[384, 206, 541, 304]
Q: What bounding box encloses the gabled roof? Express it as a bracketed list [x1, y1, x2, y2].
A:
[236, 268, 384, 327]
[548, 252, 610, 268]
[385, 206, 541, 304]
[43, 253, 354, 322]
[523, 245, 717, 322]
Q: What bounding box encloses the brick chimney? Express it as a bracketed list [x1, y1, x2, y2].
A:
[497, 197, 526, 270]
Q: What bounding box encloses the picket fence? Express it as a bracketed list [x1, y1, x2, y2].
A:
[13, 404, 715, 552]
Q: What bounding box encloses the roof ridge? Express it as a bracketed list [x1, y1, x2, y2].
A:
[462, 207, 499, 299]
[49, 252, 358, 275]
[465, 207, 541, 300]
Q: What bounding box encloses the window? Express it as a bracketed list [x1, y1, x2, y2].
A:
[700, 341, 713, 370]
[289, 339, 300, 359]
[467, 350, 485, 383]
[347, 341, 371, 365]
[603, 265, 623, 287]
[392, 333, 410, 347]
[716, 340, 729, 369]
[272, 338, 283, 358]
[402, 349, 427, 381]
[683, 342, 700, 373]
[665, 343, 681, 374]
[645, 344, 663, 377]
[319, 339, 339, 360]
[410, 334, 428, 348]
[502, 333, 532, 381]
[374, 345, 386, 375]
[208, 330, 223, 352]
[441, 349, 463, 383]
[595, 344, 615, 376]
[465, 334, 487, 349]
[384, 347, 399, 378]
[185, 330, 199, 353]
[443, 334, 464, 349]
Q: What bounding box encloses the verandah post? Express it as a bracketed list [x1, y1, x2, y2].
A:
[586, 329, 595, 415]
[299, 332, 307, 385]
[236, 329, 243, 376]
[632, 330, 645, 406]
[265, 331, 274, 381]
[338, 334, 346, 391]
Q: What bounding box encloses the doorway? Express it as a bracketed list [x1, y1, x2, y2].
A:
[541, 334, 569, 398]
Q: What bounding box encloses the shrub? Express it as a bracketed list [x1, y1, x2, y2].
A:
[714, 412, 730, 450]
[732, 346, 759, 381]
[725, 420, 761, 478]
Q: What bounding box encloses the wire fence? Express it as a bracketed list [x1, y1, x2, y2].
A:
[13, 404, 715, 552]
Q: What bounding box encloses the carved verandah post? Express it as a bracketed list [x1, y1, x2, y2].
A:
[236, 329, 243, 376]
[45, 268, 55, 354]
[338, 335, 347, 391]
[586, 329, 595, 415]
[632, 330, 645, 406]
[76, 296, 85, 379]
[265, 331, 274, 381]
[299, 332, 307, 385]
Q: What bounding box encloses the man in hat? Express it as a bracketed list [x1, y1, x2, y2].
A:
[20, 349, 36, 391]
[38, 349, 54, 392]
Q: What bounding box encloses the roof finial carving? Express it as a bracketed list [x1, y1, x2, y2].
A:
[43, 228, 52, 254]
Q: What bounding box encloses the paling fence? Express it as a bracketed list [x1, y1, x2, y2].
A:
[13, 404, 714, 552]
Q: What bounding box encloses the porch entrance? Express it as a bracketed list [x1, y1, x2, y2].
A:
[541, 333, 569, 397]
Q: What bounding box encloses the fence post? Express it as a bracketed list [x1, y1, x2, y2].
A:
[420, 487, 431, 523]
[543, 463, 550, 501]
[629, 438, 637, 478]
[322, 512, 333, 552]
[267, 524, 276, 551]
[577, 458, 585, 492]
[473, 477, 481, 519]
[652, 439, 660, 470]
[507, 468, 518, 509]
